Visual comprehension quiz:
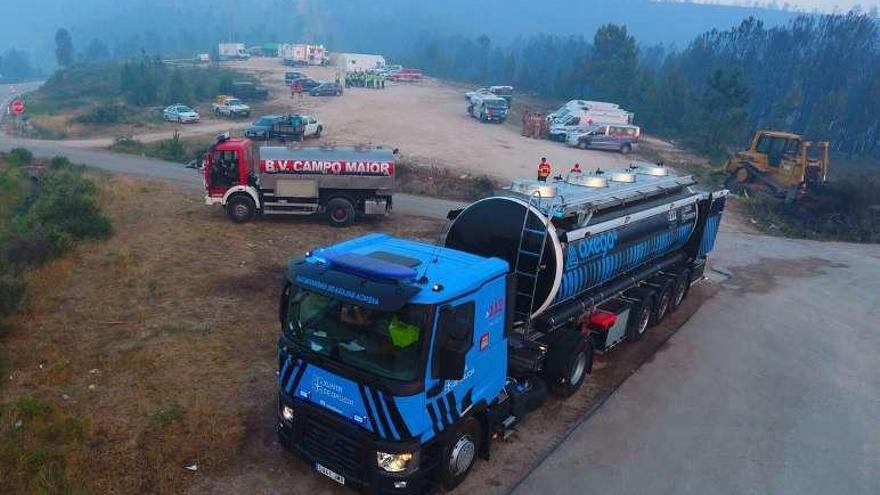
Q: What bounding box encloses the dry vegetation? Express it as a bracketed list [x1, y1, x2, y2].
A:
[0, 174, 443, 494]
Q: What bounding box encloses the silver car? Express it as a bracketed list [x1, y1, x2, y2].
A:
[163, 104, 200, 123]
[566, 124, 641, 154]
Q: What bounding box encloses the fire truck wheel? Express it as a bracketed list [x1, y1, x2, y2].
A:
[440, 417, 481, 490]
[668, 269, 691, 313]
[649, 277, 674, 327]
[326, 198, 355, 227]
[542, 330, 592, 397]
[624, 288, 655, 342]
[226, 195, 256, 223]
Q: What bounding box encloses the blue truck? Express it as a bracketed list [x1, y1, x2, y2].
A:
[276, 164, 727, 493]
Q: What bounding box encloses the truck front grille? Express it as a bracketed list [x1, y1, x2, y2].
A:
[301, 414, 365, 475]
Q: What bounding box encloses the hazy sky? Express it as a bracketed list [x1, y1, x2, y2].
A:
[696, 0, 879, 12]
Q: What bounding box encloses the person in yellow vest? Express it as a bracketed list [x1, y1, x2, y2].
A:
[537, 157, 552, 182]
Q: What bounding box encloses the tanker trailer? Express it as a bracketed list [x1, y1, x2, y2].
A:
[445, 163, 726, 391]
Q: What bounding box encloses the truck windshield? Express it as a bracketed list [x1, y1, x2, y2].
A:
[486, 100, 507, 109]
[285, 290, 431, 382]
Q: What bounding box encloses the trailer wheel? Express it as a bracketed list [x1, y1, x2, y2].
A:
[325, 197, 355, 227]
[226, 194, 256, 223]
[625, 289, 654, 342]
[542, 329, 593, 397]
[669, 269, 691, 313]
[649, 278, 674, 327]
[439, 417, 481, 490]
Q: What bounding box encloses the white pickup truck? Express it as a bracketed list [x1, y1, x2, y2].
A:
[211, 96, 251, 119]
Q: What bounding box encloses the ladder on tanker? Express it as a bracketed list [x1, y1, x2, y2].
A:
[511, 191, 552, 340]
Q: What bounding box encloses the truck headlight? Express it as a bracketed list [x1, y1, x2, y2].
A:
[376, 451, 417, 473]
[281, 405, 294, 422]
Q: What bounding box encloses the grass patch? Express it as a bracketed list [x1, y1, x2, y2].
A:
[0, 396, 88, 494]
[149, 405, 185, 429]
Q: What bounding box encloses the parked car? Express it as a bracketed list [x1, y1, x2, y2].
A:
[465, 87, 493, 101]
[310, 82, 343, 96]
[163, 104, 200, 123]
[379, 64, 403, 75]
[284, 71, 305, 84]
[293, 78, 322, 91]
[566, 124, 641, 154]
[232, 81, 269, 101]
[468, 94, 509, 123]
[245, 115, 285, 140]
[211, 95, 251, 118]
[268, 114, 324, 142]
[389, 68, 423, 82]
[489, 85, 514, 104]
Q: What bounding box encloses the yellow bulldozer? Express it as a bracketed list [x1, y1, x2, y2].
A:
[724, 130, 830, 202]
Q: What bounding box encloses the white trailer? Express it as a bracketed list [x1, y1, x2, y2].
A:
[337, 53, 386, 73]
[218, 43, 249, 61]
[280, 44, 328, 65]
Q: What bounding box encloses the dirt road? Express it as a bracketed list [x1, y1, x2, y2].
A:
[7, 61, 655, 183]
[223, 59, 640, 181]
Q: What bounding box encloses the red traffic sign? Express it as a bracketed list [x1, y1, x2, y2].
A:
[11, 99, 24, 116]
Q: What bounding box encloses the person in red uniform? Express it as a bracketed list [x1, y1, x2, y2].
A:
[537, 157, 552, 182]
[570, 162, 582, 174]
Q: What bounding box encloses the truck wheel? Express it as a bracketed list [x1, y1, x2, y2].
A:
[620, 143, 632, 155]
[668, 269, 691, 312]
[440, 417, 481, 490]
[578, 140, 590, 150]
[625, 288, 654, 342]
[542, 329, 592, 397]
[226, 195, 256, 223]
[315, 126, 322, 138]
[326, 198, 355, 227]
[518, 374, 548, 413]
[649, 278, 674, 327]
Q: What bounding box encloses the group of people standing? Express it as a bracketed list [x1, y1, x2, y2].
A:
[344, 71, 386, 89]
[521, 110, 548, 139]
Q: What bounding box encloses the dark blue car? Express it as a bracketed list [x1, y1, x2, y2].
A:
[245, 115, 284, 140]
[310, 82, 343, 96]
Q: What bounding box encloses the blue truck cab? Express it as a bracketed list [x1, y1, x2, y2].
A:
[277, 233, 521, 493]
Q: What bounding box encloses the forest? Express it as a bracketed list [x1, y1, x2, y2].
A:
[403, 12, 880, 157]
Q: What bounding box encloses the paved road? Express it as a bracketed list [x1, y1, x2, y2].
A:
[514, 232, 880, 495]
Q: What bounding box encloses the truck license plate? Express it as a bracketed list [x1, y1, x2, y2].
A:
[316, 463, 345, 485]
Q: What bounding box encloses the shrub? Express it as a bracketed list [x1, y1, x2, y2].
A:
[144, 131, 188, 162]
[109, 135, 146, 155]
[7, 148, 33, 167]
[0, 271, 27, 316]
[25, 166, 113, 256]
[74, 103, 127, 125]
